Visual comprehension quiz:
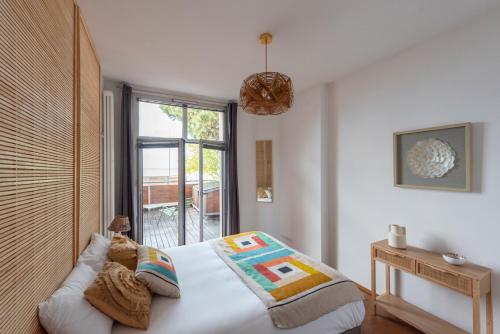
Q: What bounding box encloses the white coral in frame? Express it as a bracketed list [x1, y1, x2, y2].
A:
[406, 138, 456, 178]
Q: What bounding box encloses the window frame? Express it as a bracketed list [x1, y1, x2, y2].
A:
[137, 96, 227, 148]
[135, 93, 227, 245]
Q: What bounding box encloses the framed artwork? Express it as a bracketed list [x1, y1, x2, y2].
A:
[394, 123, 471, 192]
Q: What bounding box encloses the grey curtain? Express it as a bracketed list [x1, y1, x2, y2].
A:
[223, 102, 240, 235]
[120, 84, 136, 240]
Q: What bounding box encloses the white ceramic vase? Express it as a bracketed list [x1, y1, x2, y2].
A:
[388, 224, 407, 249]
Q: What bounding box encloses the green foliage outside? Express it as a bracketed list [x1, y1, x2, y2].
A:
[160, 105, 221, 181]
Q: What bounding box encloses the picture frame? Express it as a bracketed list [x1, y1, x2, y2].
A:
[393, 123, 471, 192]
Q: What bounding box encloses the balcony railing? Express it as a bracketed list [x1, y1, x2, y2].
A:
[142, 181, 221, 248]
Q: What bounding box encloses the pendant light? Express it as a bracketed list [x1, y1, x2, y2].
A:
[240, 33, 294, 115]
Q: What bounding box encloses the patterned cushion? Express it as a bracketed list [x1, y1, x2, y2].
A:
[84, 261, 151, 330]
[135, 246, 180, 298]
[107, 235, 138, 270]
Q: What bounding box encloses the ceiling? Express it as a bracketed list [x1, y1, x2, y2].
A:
[77, 0, 500, 100]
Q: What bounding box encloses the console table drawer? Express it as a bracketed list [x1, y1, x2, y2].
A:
[374, 248, 415, 273]
[416, 261, 472, 296]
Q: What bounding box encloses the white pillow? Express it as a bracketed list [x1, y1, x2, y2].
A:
[77, 232, 111, 272]
[38, 263, 113, 334]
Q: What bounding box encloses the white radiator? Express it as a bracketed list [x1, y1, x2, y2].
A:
[102, 90, 115, 239]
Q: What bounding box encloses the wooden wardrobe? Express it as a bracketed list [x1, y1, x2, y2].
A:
[0, 1, 101, 333]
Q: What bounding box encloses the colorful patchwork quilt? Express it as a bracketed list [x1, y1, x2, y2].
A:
[211, 231, 362, 328]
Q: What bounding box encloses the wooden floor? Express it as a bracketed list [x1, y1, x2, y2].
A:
[360, 291, 423, 334]
[143, 206, 220, 248]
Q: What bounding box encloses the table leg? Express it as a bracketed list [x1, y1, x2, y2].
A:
[486, 280, 493, 334]
[385, 265, 390, 295]
[371, 247, 376, 312]
[472, 280, 481, 334]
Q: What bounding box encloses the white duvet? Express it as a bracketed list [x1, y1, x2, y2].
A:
[112, 242, 364, 334]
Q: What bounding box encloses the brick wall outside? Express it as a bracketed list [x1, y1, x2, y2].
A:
[143, 183, 194, 205]
[143, 183, 220, 215]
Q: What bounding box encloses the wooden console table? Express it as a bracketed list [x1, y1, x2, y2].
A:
[371, 240, 493, 334]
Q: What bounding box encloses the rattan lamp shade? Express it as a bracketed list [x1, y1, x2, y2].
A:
[240, 33, 294, 115]
[240, 72, 294, 115]
[108, 215, 131, 233]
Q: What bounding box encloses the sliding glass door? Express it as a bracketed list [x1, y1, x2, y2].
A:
[138, 140, 186, 247]
[200, 145, 224, 242]
[137, 99, 225, 248]
[184, 142, 200, 244]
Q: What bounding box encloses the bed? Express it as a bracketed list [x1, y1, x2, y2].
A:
[112, 241, 365, 334]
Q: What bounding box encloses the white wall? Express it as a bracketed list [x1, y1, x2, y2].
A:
[237, 108, 282, 237]
[279, 85, 329, 261]
[238, 85, 329, 262]
[330, 10, 500, 332]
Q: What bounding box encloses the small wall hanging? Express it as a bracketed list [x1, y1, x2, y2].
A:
[394, 123, 471, 192]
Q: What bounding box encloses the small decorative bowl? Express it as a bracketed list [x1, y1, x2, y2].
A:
[442, 253, 466, 266]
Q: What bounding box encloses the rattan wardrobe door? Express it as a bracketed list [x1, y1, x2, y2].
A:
[0, 0, 75, 333]
[78, 17, 101, 254]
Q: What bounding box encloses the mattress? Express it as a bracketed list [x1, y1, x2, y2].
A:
[112, 242, 365, 334]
